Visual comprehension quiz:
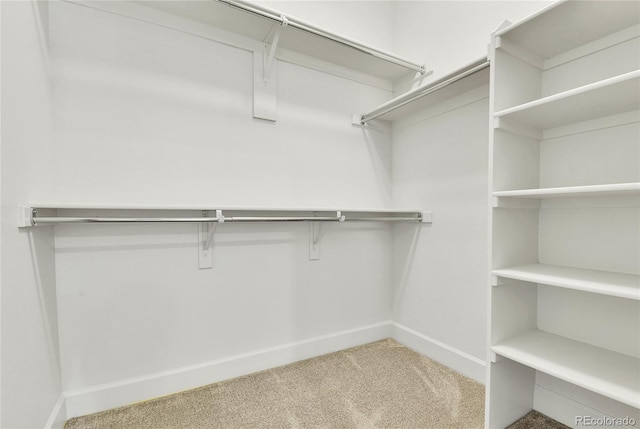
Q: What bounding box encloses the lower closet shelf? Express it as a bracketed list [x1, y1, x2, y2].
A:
[492, 264, 640, 300]
[492, 330, 640, 408]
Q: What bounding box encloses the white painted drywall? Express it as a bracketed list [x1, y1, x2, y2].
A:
[391, 86, 490, 371]
[393, 1, 553, 90]
[0, 1, 65, 428]
[50, 1, 396, 414]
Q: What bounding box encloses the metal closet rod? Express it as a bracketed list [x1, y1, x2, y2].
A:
[217, 0, 426, 75]
[360, 58, 490, 124]
[28, 210, 424, 226]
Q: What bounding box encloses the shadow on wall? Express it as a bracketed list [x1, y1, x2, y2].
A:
[391, 223, 425, 316]
[361, 121, 392, 207]
[26, 227, 63, 380]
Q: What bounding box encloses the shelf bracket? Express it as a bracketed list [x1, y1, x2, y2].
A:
[309, 211, 345, 260]
[263, 15, 288, 83]
[199, 210, 222, 269]
[251, 16, 288, 122]
[253, 50, 277, 122]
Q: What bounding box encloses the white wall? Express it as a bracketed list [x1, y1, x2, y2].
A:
[394, 1, 552, 88]
[389, 0, 552, 381]
[49, 1, 398, 416]
[0, 1, 65, 428]
[391, 86, 490, 382]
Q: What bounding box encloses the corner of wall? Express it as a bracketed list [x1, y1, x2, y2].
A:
[392, 322, 486, 384]
[45, 395, 67, 429]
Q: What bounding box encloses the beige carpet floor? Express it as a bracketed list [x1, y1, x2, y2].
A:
[506, 410, 570, 429]
[65, 339, 564, 428]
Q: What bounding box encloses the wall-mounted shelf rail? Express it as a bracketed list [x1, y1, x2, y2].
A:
[358, 58, 489, 124]
[18, 205, 431, 266]
[19, 206, 428, 227]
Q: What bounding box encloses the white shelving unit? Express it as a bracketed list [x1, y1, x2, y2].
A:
[487, 1, 640, 427]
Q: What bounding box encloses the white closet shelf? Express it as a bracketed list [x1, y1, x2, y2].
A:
[138, 0, 425, 82]
[494, 71, 640, 130]
[493, 182, 640, 200]
[492, 330, 640, 408]
[359, 58, 489, 123]
[495, 1, 640, 60]
[25, 203, 424, 213]
[492, 263, 640, 300]
[18, 205, 431, 227]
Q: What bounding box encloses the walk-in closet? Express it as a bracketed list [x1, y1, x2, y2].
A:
[1, 1, 638, 428]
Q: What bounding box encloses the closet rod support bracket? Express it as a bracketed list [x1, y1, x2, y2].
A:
[199, 210, 222, 269]
[263, 15, 288, 83]
[309, 211, 343, 260]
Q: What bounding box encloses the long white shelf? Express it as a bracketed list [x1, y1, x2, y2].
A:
[496, 1, 640, 60]
[139, 0, 424, 82]
[493, 182, 640, 199]
[26, 202, 423, 213]
[492, 330, 640, 408]
[492, 263, 640, 301]
[360, 58, 489, 123]
[18, 205, 431, 227]
[494, 71, 640, 130]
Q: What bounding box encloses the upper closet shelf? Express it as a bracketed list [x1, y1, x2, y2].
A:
[494, 71, 640, 130]
[495, 0, 640, 60]
[139, 0, 426, 82]
[359, 58, 489, 124]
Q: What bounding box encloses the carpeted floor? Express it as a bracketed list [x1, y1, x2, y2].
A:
[65, 339, 565, 429]
[506, 410, 570, 429]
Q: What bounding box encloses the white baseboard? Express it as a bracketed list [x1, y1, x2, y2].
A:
[44, 395, 66, 429]
[534, 374, 640, 429]
[64, 321, 393, 418]
[391, 322, 486, 384]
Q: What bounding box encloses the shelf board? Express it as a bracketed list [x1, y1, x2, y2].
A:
[361, 58, 489, 122]
[494, 71, 640, 130]
[496, 1, 640, 60]
[493, 263, 640, 301]
[493, 183, 640, 200]
[492, 330, 640, 408]
[27, 203, 424, 214]
[138, 0, 423, 82]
